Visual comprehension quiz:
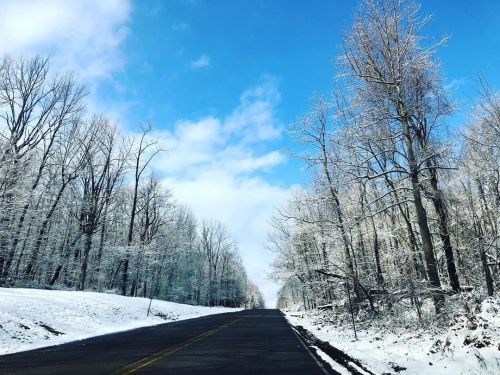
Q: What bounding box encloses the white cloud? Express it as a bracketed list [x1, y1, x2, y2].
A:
[148, 5, 163, 17]
[190, 54, 210, 68]
[155, 79, 290, 306]
[0, 0, 131, 83]
[172, 22, 189, 32]
[221, 150, 285, 174]
[154, 79, 284, 176]
[226, 78, 282, 142]
[444, 77, 466, 93]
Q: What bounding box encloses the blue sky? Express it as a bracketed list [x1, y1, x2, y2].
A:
[118, 0, 500, 118]
[1, 0, 498, 306]
[99, 0, 499, 183]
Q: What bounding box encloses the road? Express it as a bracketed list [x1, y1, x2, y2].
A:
[0, 309, 336, 374]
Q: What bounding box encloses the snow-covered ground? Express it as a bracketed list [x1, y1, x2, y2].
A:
[0, 288, 242, 355]
[284, 296, 500, 375]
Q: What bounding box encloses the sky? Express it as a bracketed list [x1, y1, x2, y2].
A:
[1, 0, 498, 307]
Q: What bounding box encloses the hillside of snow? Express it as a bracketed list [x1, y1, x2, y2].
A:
[284, 296, 500, 375]
[0, 288, 242, 355]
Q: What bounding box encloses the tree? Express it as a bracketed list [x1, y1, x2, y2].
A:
[75, 117, 127, 290]
[458, 80, 499, 296]
[291, 97, 356, 289]
[122, 123, 162, 296]
[200, 220, 234, 306]
[339, 0, 457, 312]
[0, 56, 85, 282]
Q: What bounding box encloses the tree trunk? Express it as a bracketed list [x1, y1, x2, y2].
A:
[24, 183, 68, 277]
[474, 221, 494, 296]
[77, 231, 93, 291]
[402, 116, 444, 313]
[123, 175, 139, 295]
[122, 258, 129, 296]
[426, 160, 461, 293]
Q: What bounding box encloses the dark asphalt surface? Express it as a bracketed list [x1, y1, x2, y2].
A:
[0, 309, 336, 374]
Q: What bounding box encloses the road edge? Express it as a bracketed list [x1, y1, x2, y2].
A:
[280, 310, 340, 375]
[281, 310, 379, 375]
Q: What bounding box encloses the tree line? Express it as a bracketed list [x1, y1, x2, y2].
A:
[271, 0, 498, 323]
[0, 55, 264, 308]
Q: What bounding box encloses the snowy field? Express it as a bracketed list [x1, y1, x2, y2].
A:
[284, 296, 500, 375]
[0, 288, 242, 355]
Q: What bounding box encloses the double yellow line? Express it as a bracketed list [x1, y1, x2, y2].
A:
[113, 317, 243, 374]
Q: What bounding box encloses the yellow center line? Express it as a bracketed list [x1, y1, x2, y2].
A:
[112, 317, 244, 375]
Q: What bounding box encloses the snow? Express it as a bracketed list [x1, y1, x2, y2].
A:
[311, 345, 350, 375]
[284, 296, 500, 375]
[0, 288, 242, 355]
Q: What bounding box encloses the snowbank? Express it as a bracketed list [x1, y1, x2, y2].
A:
[0, 288, 242, 355]
[284, 296, 500, 375]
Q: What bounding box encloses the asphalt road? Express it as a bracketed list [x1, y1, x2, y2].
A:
[0, 309, 336, 374]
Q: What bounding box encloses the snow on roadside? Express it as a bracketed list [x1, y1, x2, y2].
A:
[284, 296, 500, 375]
[310, 345, 351, 375]
[0, 288, 242, 355]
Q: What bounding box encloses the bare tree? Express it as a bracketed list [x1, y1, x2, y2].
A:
[122, 123, 162, 295]
[339, 0, 455, 312]
[291, 96, 356, 289]
[75, 117, 127, 290]
[0, 56, 85, 282]
[200, 221, 234, 306]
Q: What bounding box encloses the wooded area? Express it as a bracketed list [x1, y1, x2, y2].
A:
[272, 0, 499, 323]
[0, 56, 264, 309]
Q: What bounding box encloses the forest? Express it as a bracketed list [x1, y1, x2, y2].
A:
[0, 56, 264, 309]
[271, 0, 499, 325]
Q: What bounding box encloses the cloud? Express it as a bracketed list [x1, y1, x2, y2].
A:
[190, 54, 210, 68]
[226, 78, 283, 142]
[0, 0, 131, 83]
[172, 23, 190, 32]
[154, 79, 283, 176]
[155, 79, 289, 306]
[444, 77, 466, 93]
[148, 5, 163, 17]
